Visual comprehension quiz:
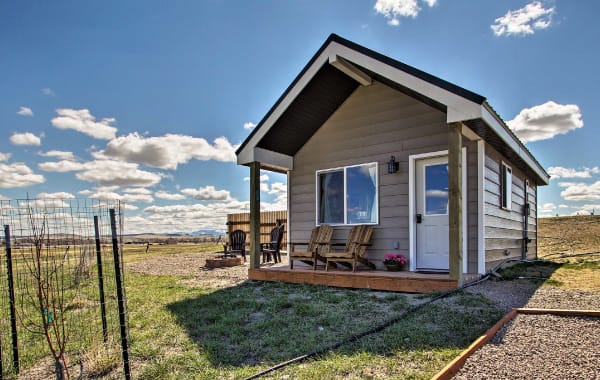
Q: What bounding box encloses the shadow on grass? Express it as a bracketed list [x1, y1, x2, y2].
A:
[165, 261, 561, 369]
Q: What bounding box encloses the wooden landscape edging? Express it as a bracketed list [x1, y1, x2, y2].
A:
[432, 308, 600, 380]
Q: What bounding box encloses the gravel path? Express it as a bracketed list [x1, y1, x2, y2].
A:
[455, 280, 600, 379]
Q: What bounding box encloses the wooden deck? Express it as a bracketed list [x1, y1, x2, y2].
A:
[248, 266, 481, 293]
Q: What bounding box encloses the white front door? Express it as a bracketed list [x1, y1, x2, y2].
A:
[415, 155, 449, 271]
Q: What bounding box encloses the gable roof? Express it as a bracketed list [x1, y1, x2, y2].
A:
[236, 34, 549, 185]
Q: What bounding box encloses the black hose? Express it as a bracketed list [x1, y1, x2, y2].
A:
[244, 275, 490, 380]
[244, 257, 545, 379]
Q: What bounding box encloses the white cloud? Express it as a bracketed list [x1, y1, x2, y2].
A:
[560, 181, 600, 201]
[374, 0, 437, 25]
[181, 186, 231, 201]
[268, 182, 287, 195]
[38, 160, 85, 172]
[75, 160, 162, 187]
[123, 187, 152, 195]
[10, 132, 41, 146]
[41, 88, 55, 96]
[539, 202, 556, 213]
[0, 152, 11, 162]
[17, 106, 34, 116]
[36, 192, 76, 199]
[243, 122, 256, 130]
[20, 199, 70, 208]
[77, 188, 151, 204]
[121, 193, 154, 203]
[0, 162, 45, 188]
[155, 191, 186, 201]
[491, 1, 555, 37]
[547, 166, 600, 180]
[39, 158, 161, 187]
[39, 150, 76, 160]
[95, 133, 237, 169]
[507, 101, 583, 143]
[51, 108, 118, 140]
[558, 204, 569, 208]
[244, 174, 270, 182]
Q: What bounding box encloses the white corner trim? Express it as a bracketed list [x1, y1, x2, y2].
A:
[462, 147, 468, 275]
[287, 171, 292, 266]
[477, 140, 486, 274]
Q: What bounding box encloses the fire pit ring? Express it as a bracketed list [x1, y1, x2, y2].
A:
[205, 255, 243, 268]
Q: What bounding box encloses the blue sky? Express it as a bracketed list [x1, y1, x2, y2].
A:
[1, 1, 598, 233]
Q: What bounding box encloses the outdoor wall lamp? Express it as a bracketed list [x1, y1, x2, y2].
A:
[387, 155, 399, 174]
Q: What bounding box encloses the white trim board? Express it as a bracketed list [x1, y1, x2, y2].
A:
[477, 140, 486, 274]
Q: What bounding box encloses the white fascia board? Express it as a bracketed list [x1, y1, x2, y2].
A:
[237, 146, 293, 171]
[328, 42, 483, 123]
[480, 108, 549, 185]
[236, 51, 331, 162]
[253, 147, 293, 171]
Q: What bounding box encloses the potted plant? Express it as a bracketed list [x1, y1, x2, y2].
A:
[383, 253, 407, 271]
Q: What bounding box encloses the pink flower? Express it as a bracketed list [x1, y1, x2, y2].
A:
[384, 253, 407, 265]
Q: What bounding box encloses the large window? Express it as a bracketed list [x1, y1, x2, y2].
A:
[317, 163, 378, 225]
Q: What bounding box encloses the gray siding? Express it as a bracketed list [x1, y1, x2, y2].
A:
[290, 81, 480, 270]
[483, 144, 538, 270]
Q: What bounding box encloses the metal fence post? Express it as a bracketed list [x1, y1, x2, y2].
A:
[93, 216, 109, 343]
[109, 209, 130, 379]
[4, 225, 18, 375]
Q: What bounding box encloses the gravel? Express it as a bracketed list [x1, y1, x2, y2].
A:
[454, 314, 600, 379]
[454, 280, 600, 379]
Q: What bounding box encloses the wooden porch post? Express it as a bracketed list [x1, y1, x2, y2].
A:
[249, 161, 261, 269]
[448, 122, 464, 286]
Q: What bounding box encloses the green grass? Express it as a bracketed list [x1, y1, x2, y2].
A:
[8, 242, 595, 379]
[123, 268, 504, 379]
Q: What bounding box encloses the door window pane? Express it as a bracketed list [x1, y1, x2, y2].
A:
[425, 163, 448, 215]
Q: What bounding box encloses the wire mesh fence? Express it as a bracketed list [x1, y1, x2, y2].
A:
[0, 198, 130, 379]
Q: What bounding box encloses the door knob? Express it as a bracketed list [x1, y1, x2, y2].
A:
[416, 214, 422, 224]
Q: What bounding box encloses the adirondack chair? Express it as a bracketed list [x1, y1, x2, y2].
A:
[322, 225, 375, 272]
[224, 229, 246, 262]
[289, 224, 333, 270]
[261, 224, 285, 263]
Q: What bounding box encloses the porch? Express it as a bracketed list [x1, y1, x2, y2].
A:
[248, 264, 481, 293]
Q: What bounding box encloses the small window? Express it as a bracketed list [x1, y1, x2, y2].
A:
[501, 163, 512, 210]
[317, 163, 378, 225]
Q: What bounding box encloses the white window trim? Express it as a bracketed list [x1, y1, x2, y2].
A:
[501, 161, 512, 211]
[315, 162, 379, 226]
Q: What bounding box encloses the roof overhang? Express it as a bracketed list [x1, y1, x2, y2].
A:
[236, 34, 549, 185]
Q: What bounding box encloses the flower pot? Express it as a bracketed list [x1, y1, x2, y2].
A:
[384, 263, 403, 271]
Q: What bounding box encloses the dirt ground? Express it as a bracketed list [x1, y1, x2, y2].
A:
[125, 251, 287, 289]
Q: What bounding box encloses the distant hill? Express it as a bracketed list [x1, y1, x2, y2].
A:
[122, 231, 225, 244]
